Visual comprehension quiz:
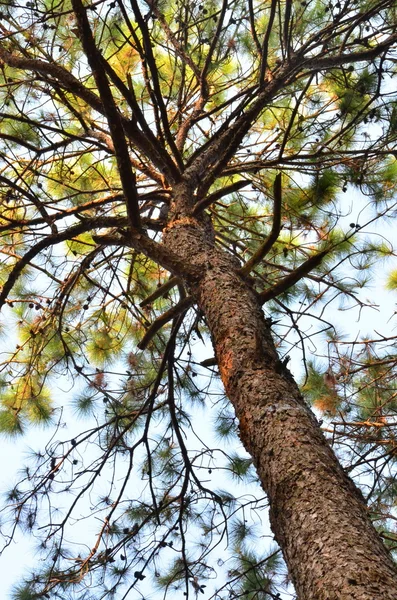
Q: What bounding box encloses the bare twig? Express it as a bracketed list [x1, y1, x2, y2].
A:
[137, 296, 193, 350]
[239, 173, 282, 275]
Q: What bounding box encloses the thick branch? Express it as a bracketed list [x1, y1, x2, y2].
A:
[0, 219, 199, 310]
[71, 0, 141, 229]
[300, 32, 397, 72]
[259, 249, 329, 305]
[140, 277, 180, 308]
[0, 47, 174, 181]
[91, 230, 199, 279]
[0, 46, 102, 111]
[192, 179, 251, 215]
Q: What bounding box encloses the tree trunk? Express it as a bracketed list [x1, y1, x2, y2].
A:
[163, 189, 397, 600]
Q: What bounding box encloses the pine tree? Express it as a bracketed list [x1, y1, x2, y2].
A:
[0, 0, 397, 599]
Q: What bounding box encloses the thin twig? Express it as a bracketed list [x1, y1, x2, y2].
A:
[239, 173, 282, 275]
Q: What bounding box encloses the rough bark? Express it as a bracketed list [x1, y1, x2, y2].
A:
[162, 186, 397, 600]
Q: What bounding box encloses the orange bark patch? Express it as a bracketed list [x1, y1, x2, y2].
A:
[165, 216, 201, 231]
[218, 351, 234, 390]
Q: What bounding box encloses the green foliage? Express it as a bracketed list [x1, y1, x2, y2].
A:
[306, 170, 340, 207]
[0, 409, 24, 436]
[227, 453, 254, 482]
[214, 406, 238, 441]
[386, 269, 397, 290]
[230, 518, 258, 547]
[10, 582, 37, 600]
[302, 361, 341, 415]
[72, 391, 98, 417]
[226, 547, 282, 600]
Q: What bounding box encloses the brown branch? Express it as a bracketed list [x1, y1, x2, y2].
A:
[0, 195, 127, 234]
[299, 31, 397, 72]
[140, 276, 180, 308]
[259, 0, 278, 83]
[128, 0, 184, 171]
[248, 0, 262, 56]
[200, 0, 228, 84]
[192, 179, 251, 215]
[283, 0, 293, 58]
[0, 111, 87, 144]
[186, 31, 397, 195]
[71, 0, 141, 229]
[239, 173, 282, 276]
[184, 66, 294, 194]
[91, 230, 199, 279]
[91, 227, 202, 279]
[172, 3, 229, 151]
[0, 133, 41, 153]
[277, 75, 314, 160]
[175, 98, 205, 154]
[200, 357, 218, 368]
[0, 46, 175, 181]
[0, 219, 199, 310]
[148, 1, 201, 82]
[184, 84, 258, 164]
[0, 46, 103, 112]
[259, 249, 329, 305]
[137, 296, 193, 350]
[0, 220, 97, 310]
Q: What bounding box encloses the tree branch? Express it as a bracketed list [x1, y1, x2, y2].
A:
[239, 173, 282, 276]
[91, 230, 200, 279]
[0, 220, 97, 310]
[300, 32, 397, 72]
[137, 296, 193, 350]
[184, 31, 397, 196]
[0, 219, 199, 310]
[0, 46, 175, 182]
[259, 0, 278, 83]
[140, 276, 180, 308]
[192, 179, 251, 215]
[128, 0, 184, 171]
[259, 249, 329, 305]
[71, 0, 141, 229]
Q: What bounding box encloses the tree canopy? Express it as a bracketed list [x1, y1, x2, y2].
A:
[0, 0, 397, 598]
